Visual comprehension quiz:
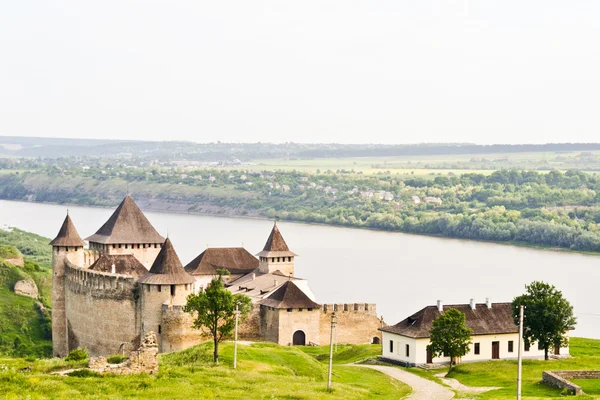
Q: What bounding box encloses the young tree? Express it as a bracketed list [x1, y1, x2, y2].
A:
[512, 281, 576, 360]
[184, 269, 252, 363]
[427, 308, 473, 373]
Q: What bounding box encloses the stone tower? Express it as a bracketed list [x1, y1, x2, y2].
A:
[138, 238, 195, 352]
[50, 214, 85, 357]
[256, 223, 297, 277]
[85, 195, 165, 269]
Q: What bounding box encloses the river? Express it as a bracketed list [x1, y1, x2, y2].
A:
[1, 199, 599, 338]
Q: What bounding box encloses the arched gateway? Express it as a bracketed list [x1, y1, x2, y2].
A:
[292, 330, 306, 346]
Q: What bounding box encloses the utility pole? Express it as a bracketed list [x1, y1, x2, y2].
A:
[517, 305, 524, 400]
[327, 312, 337, 391]
[233, 302, 240, 370]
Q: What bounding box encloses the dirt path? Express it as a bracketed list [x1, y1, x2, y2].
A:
[434, 373, 500, 394]
[350, 365, 454, 400]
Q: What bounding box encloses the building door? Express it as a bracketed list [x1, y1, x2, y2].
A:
[554, 343, 561, 355]
[426, 348, 433, 364]
[292, 330, 306, 346]
[492, 341, 500, 359]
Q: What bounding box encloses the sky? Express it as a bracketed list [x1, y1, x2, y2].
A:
[1, 1, 599, 145]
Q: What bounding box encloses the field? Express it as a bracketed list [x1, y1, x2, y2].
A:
[410, 337, 600, 399]
[218, 150, 600, 175]
[0, 342, 409, 399]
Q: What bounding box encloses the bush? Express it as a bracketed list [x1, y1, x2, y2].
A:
[106, 354, 128, 364]
[65, 348, 88, 362]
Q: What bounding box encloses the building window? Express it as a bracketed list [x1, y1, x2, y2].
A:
[298, 308, 303, 312]
[112, 244, 116, 249]
[137, 244, 140, 249]
[277, 257, 280, 262]
[406, 344, 410, 357]
[508, 341, 514, 353]
[389, 340, 394, 353]
[158, 325, 161, 334]
[171, 285, 176, 296]
[525, 342, 530, 352]
[118, 244, 122, 249]
[158, 285, 162, 292]
[272, 258, 275, 262]
[287, 308, 292, 312]
[307, 308, 313, 312]
[147, 285, 150, 292]
[288, 257, 291, 262]
[143, 244, 146, 248]
[474, 343, 480, 355]
[155, 244, 158, 248]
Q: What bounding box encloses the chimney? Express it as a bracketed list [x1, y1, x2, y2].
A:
[437, 300, 443, 312]
[486, 298, 492, 309]
[251, 273, 256, 281]
[470, 298, 476, 310]
[111, 263, 116, 275]
[274, 279, 278, 287]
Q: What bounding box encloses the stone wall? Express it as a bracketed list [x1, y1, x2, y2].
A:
[542, 371, 600, 395]
[238, 304, 262, 340]
[277, 308, 321, 346]
[260, 306, 281, 343]
[319, 303, 381, 345]
[160, 304, 202, 352]
[89, 331, 159, 375]
[64, 262, 141, 356]
[139, 283, 193, 352]
[14, 278, 38, 298]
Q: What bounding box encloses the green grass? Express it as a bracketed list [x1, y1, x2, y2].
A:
[0, 342, 410, 399]
[0, 262, 52, 358]
[298, 344, 382, 364]
[572, 379, 600, 395]
[407, 337, 600, 399]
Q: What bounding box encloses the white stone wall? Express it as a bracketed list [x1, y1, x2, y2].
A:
[382, 331, 571, 365]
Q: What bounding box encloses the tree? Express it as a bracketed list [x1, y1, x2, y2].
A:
[427, 308, 473, 373]
[184, 269, 252, 363]
[512, 281, 576, 360]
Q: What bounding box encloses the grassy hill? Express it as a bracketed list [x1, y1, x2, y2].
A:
[0, 230, 53, 358]
[0, 342, 409, 399]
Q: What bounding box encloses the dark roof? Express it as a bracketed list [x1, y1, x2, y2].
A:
[85, 195, 165, 244]
[89, 254, 148, 278]
[259, 281, 320, 309]
[184, 248, 259, 276]
[263, 224, 290, 252]
[138, 238, 195, 285]
[380, 303, 518, 338]
[49, 215, 85, 247]
[256, 224, 297, 257]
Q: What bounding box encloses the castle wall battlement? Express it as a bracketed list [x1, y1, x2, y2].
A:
[319, 303, 381, 345]
[65, 261, 138, 295]
[63, 261, 141, 356]
[321, 303, 377, 316]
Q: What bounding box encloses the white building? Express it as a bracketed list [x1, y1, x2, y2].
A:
[380, 300, 569, 366]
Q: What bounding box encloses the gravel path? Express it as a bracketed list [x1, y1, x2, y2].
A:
[351, 365, 455, 400]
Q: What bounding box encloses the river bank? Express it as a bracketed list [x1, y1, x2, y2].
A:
[2, 197, 599, 258]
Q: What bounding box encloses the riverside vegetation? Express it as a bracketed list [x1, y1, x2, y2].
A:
[5, 156, 600, 252]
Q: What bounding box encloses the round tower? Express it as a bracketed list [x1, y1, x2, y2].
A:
[49, 214, 85, 357]
[138, 238, 195, 352]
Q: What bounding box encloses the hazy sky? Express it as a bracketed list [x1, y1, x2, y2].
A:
[1, 1, 599, 144]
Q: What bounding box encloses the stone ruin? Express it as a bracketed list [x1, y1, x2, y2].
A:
[88, 331, 159, 375]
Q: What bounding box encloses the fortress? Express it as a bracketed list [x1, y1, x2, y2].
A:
[50, 195, 381, 356]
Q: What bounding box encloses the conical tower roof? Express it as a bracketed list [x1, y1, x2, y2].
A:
[86, 195, 164, 244]
[259, 281, 319, 309]
[138, 238, 195, 285]
[49, 214, 85, 247]
[256, 223, 297, 257]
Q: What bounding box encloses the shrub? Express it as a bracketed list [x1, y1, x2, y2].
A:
[65, 348, 88, 362]
[106, 354, 128, 364]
